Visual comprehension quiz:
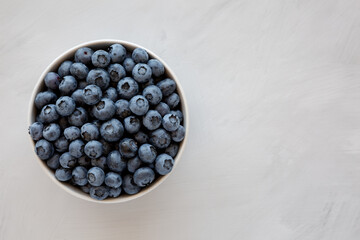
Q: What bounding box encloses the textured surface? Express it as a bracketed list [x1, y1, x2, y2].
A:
[1, 0, 360, 239]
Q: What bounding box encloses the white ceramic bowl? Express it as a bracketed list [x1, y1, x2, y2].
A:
[28, 39, 188, 203]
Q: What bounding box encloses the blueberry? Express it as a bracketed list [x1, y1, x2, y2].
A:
[109, 187, 122, 197]
[92, 50, 110, 68]
[119, 138, 138, 158]
[81, 184, 91, 193]
[70, 62, 89, 79]
[92, 120, 102, 129]
[171, 125, 185, 142]
[155, 102, 170, 117]
[133, 167, 155, 187]
[124, 116, 141, 134]
[86, 68, 110, 90]
[143, 110, 162, 130]
[47, 153, 60, 169]
[81, 123, 99, 141]
[147, 59, 165, 77]
[55, 168, 72, 181]
[29, 122, 43, 141]
[69, 139, 85, 158]
[149, 128, 171, 149]
[74, 47, 94, 65]
[117, 77, 139, 100]
[55, 96, 76, 116]
[72, 166, 88, 186]
[155, 153, 174, 175]
[123, 57, 135, 72]
[107, 150, 127, 173]
[141, 78, 155, 88]
[162, 113, 180, 132]
[170, 110, 183, 122]
[157, 78, 176, 97]
[165, 143, 179, 158]
[84, 140, 103, 159]
[64, 126, 80, 141]
[87, 167, 105, 187]
[35, 91, 57, 109]
[132, 63, 152, 83]
[143, 85, 162, 105]
[132, 48, 149, 63]
[103, 87, 118, 102]
[108, 43, 126, 63]
[122, 174, 141, 195]
[127, 156, 142, 173]
[134, 131, 149, 144]
[44, 72, 61, 90]
[78, 81, 88, 89]
[83, 84, 102, 105]
[108, 64, 126, 83]
[68, 107, 88, 127]
[129, 95, 149, 116]
[54, 136, 69, 152]
[59, 76, 77, 95]
[92, 98, 116, 121]
[90, 186, 109, 200]
[100, 118, 124, 142]
[59, 152, 77, 169]
[115, 99, 131, 118]
[105, 172, 122, 188]
[165, 93, 180, 109]
[40, 104, 59, 123]
[138, 144, 157, 163]
[58, 61, 73, 77]
[91, 156, 107, 169]
[71, 89, 84, 105]
[42, 123, 61, 141]
[99, 139, 113, 155]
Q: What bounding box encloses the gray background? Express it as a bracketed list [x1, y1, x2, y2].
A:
[1, 0, 360, 239]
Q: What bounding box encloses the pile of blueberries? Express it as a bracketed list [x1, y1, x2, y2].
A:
[28, 44, 185, 200]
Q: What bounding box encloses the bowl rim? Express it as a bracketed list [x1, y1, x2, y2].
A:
[28, 39, 189, 203]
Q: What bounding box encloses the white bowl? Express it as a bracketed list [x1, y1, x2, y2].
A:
[28, 39, 188, 203]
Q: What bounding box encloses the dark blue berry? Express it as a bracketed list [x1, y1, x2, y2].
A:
[81, 123, 99, 141]
[43, 123, 61, 141]
[87, 167, 105, 186]
[68, 107, 88, 127]
[122, 174, 141, 195]
[100, 118, 124, 142]
[86, 68, 110, 90]
[54, 136, 69, 153]
[165, 143, 179, 158]
[155, 102, 170, 117]
[109, 187, 121, 197]
[55, 168, 72, 181]
[149, 128, 171, 149]
[71, 89, 84, 105]
[103, 87, 118, 102]
[124, 116, 141, 134]
[35, 91, 57, 109]
[147, 59, 165, 77]
[91, 156, 107, 169]
[157, 78, 176, 97]
[84, 140, 103, 159]
[165, 93, 180, 109]
[129, 95, 149, 116]
[29, 122, 43, 140]
[70, 62, 89, 79]
[133, 167, 155, 187]
[64, 126, 80, 141]
[132, 63, 152, 83]
[59, 152, 77, 169]
[69, 139, 85, 158]
[123, 57, 135, 72]
[47, 153, 60, 169]
[171, 125, 185, 142]
[74, 47, 94, 65]
[108, 64, 126, 83]
[105, 172, 122, 188]
[92, 98, 116, 121]
[58, 61, 73, 77]
[72, 166, 88, 186]
[155, 153, 174, 175]
[59, 76, 77, 95]
[83, 84, 102, 105]
[44, 72, 61, 90]
[90, 186, 109, 200]
[138, 144, 157, 163]
[117, 77, 139, 100]
[132, 48, 149, 63]
[107, 150, 126, 173]
[40, 104, 59, 123]
[91, 50, 110, 68]
[162, 113, 180, 132]
[143, 110, 162, 130]
[109, 43, 126, 63]
[115, 99, 131, 118]
[134, 131, 149, 144]
[143, 85, 162, 105]
[55, 96, 76, 116]
[119, 138, 138, 158]
[127, 156, 142, 173]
